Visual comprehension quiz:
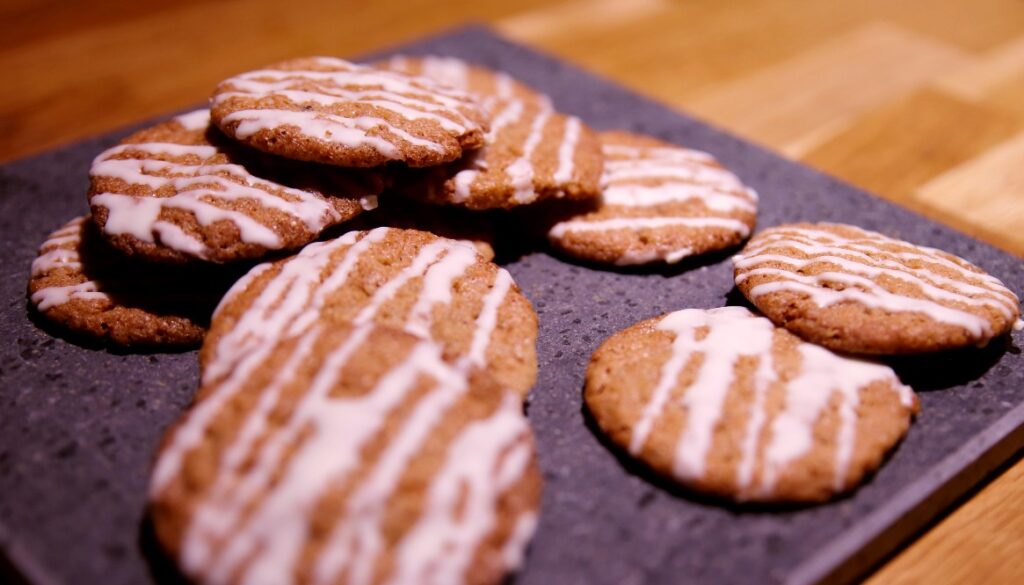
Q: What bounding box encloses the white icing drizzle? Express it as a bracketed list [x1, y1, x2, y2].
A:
[450, 100, 527, 203]
[148, 227, 532, 583]
[415, 55, 471, 92]
[89, 111, 354, 258]
[500, 511, 540, 570]
[602, 182, 755, 213]
[382, 55, 552, 109]
[216, 57, 483, 158]
[405, 243, 479, 338]
[548, 135, 757, 264]
[733, 224, 1020, 339]
[552, 116, 581, 184]
[223, 109, 422, 154]
[494, 72, 516, 99]
[159, 322, 533, 585]
[29, 217, 110, 311]
[614, 246, 694, 266]
[389, 393, 534, 584]
[508, 109, 552, 204]
[32, 282, 108, 311]
[628, 307, 914, 498]
[464, 268, 514, 367]
[549, 216, 752, 237]
[31, 248, 81, 277]
[200, 228, 511, 387]
[175, 109, 211, 131]
[601, 143, 715, 163]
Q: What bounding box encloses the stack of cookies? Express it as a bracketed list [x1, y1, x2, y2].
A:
[25, 52, 1022, 583]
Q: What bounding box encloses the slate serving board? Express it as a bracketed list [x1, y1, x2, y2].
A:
[1, 25, 1023, 585]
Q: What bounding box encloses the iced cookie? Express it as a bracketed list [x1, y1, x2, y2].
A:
[150, 323, 541, 585]
[548, 131, 757, 266]
[89, 110, 376, 263]
[585, 306, 918, 503]
[211, 57, 489, 168]
[28, 216, 236, 347]
[395, 99, 603, 210]
[202, 227, 538, 398]
[376, 55, 552, 109]
[357, 193, 498, 261]
[734, 223, 1021, 354]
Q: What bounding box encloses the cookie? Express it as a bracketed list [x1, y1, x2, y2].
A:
[734, 223, 1021, 354]
[395, 98, 603, 210]
[149, 323, 541, 585]
[210, 57, 489, 168]
[201, 227, 538, 399]
[585, 306, 918, 503]
[357, 193, 498, 261]
[89, 109, 376, 263]
[548, 131, 757, 265]
[376, 55, 552, 109]
[27, 216, 236, 347]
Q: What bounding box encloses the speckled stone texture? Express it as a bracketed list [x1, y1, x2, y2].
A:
[1, 26, 1022, 585]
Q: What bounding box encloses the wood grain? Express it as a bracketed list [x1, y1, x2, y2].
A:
[2, 1, 1023, 583]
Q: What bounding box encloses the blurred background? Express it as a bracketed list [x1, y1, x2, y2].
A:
[3, 0, 1023, 582]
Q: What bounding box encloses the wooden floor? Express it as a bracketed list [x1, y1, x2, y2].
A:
[3, 0, 1023, 582]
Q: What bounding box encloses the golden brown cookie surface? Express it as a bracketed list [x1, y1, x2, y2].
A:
[89, 110, 375, 263]
[395, 99, 603, 210]
[202, 227, 538, 399]
[211, 57, 489, 168]
[585, 306, 918, 503]
[375, 55, 552, 109]
[548, 131, 757, 266]
[150, 323, 541, 585]
[733, 223, 1021, 354]
[356, 193, 498, 261]
[27, 216, 236, 347]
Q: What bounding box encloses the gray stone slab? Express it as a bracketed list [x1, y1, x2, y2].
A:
[1, 24, 1022, 585]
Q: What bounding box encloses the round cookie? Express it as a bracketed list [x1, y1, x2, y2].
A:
[733, 223, 1021, 354]
[150, 323, 541, 585]
[375, 55, 552, 109]
[27, 216, 237, 347]
[585, 306, 919, 503]
[395, 98, 603, 210]
[357, 193, 498, 261]
[210, 56, 489, 168]
[548, 131, 757, 266]
[89, 109, 377, 263]
[202, 227, 538, 399]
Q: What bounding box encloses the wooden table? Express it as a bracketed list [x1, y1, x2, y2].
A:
[3, 1, 1023, 582]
